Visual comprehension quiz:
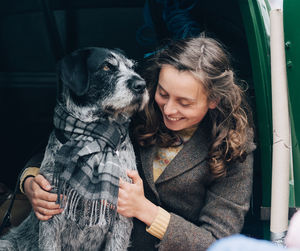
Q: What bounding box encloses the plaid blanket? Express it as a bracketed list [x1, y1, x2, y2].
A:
[51, 104, 129, 227]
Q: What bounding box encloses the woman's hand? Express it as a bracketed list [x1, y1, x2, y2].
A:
[24, 174, 63, 221]
[117, 170, 158, 226]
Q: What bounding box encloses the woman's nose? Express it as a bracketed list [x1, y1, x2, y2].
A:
[163, 101, 177, 115]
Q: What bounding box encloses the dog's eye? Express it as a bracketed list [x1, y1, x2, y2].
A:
[102, 62, 115, 71]
[103, 65, 110, 71]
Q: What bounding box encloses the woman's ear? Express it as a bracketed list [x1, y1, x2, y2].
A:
[208, 99, 218, 109]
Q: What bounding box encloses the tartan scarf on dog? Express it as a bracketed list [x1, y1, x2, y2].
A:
[52, 104, 129, 228]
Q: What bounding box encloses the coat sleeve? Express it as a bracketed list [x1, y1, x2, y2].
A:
[19, 148, 45, 193]
[158, 151, 254, 251]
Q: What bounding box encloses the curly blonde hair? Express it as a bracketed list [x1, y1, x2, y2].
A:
[134, 36, 253, 179]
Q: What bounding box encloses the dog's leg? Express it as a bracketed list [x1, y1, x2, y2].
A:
[0, 240, 16, 251]
[101, 137, 137, 251]
[0, 211, 39, 251]
[0, 134, 60, 251]
[39, 214, 63, 251]
[104, 215, 133, 251]
[37, 133, 63, 251]
[59, 220, 108, 250]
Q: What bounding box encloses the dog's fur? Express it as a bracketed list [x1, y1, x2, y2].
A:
[0, 47, 149, 251]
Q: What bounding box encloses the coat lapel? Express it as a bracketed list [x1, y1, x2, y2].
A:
[139, 119, 211, 194]
[140, 144, 160, 199]
[155, 121, 210, 184]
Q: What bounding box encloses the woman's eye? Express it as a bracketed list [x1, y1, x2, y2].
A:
[180, 102, 191, 107]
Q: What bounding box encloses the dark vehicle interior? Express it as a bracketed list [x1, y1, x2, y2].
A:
[0, 0, 263, 238]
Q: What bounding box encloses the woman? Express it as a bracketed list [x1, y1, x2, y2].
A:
[21, 36, 256, 250]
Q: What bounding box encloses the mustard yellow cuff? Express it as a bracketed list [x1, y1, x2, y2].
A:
[146, 206, 171, 240]
[19, 167, 40, 194]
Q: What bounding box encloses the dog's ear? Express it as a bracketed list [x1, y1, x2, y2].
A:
[57, 49, 90, 96]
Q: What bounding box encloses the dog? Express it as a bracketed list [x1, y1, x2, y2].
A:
[0, 47, 149, 250]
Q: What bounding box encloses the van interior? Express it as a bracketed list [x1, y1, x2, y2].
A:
[0, 0, 263, 238]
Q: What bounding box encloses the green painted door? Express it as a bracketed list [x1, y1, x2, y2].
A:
[284, 0, 300, 207]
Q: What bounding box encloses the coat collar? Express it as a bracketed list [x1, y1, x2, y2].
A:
[139, 118, 211, 196]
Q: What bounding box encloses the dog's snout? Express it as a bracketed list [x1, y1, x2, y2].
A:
[128, 76, 146, 94]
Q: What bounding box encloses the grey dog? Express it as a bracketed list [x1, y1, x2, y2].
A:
[0, 47, 149, 250]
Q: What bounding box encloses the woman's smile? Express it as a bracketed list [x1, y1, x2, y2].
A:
[165, 115, 183, 121]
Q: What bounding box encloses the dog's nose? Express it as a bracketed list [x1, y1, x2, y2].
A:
[128, 77, 146, 94]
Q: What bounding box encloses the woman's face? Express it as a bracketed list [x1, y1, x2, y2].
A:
[155, 65, 217, 131]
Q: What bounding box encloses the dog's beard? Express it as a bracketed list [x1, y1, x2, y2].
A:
[103, 104, 139, 119]
[102, 92, 149, 117]
[104, 93, 149, 118]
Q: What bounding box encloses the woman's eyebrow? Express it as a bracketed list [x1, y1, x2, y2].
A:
[157, 83, 166, 91]
[178, 97, 196, 103]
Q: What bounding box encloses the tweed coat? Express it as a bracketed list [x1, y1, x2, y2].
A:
[129, 120, 255, 251]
